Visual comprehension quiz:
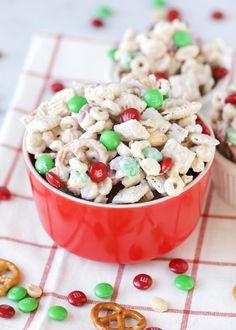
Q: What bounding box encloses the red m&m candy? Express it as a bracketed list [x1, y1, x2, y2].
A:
[89, 162, 108, 183]
[46, 172, 63, 188]
[154, 72, 169, 81]
[120, 108, 141, 122]
[0, 186, 11, 201]
[212, 66, 228, 79]
[211, 10, 225, 20]
[51, 82, 64, 93]
[225, 93, 236, 104]
[160, 158, 174, 174]
[166, 8, 181, 22]
[67, 291, 87, 306]
[0, 304, 15, 318]
[169, 258, 189, 274]
[133, 273, 153, 290]
[91, 18, 104, 27]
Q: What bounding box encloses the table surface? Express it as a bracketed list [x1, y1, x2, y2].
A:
[0, 0, 236, 128]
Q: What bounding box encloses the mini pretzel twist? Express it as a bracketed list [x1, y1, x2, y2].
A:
[0, 259, 21, 296]
[91, 302, 146, 330]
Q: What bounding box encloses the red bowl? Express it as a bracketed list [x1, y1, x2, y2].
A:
[23, 126, 213, 264]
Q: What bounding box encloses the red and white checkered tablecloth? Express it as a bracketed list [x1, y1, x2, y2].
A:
[0, 33, 236, 330]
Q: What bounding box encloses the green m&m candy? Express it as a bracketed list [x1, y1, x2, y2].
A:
[107, 47, 117, 61]
[173, 30, 191, 48]
[143, 89, 163, 109]
[7, 286, 27, 302]
[97, 6, 112, 18]
[120, 157, 140, 177]
[18, 297, 38, 313]
[152, 0, 166, 7]
[48, 305, 68, 321]
[100, 130, 121, 151]
[35, 155, 54, 175]
[67, 95, 88, 113]
[143, 147, 163, 162]
[226, 127, 236, 145]
[174, 274, 195, 291]
[94, 283, 114, 299]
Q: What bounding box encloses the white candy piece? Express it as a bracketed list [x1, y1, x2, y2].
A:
[150, 297, 169, 313]
[26, 284, 43, 298]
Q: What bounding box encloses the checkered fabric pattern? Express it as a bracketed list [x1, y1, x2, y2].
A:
[0, 33, 236, 330]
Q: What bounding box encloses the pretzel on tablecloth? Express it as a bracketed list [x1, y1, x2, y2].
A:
[91, 302, 146, 330]
[0, 259, 21, 296]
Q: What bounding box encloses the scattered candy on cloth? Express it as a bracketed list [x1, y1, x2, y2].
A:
[0, 32, 236, 330]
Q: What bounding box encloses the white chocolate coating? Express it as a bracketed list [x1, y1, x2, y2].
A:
[22, 75, 219, 203]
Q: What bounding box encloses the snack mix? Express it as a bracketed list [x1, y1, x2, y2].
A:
[22, 75, 218, 204]
[212, 85, 236, 162]
[110, 19, 227, 101]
